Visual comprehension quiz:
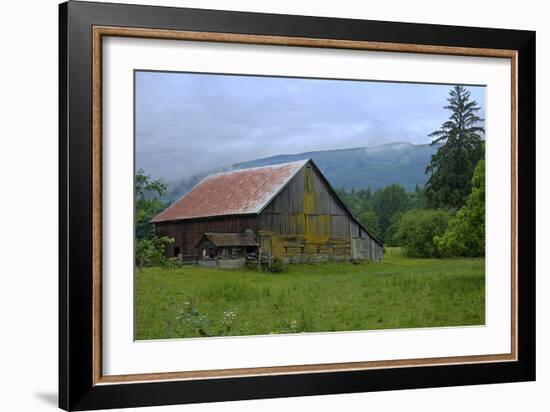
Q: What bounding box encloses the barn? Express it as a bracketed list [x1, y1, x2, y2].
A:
[151, 159, 383, 265]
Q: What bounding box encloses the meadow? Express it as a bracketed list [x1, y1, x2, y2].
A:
[135, 248, 485, 340]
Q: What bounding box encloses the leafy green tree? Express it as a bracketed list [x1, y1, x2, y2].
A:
[425, 85, 485, 209]
[394, 209, 449, 257]
[358, 210, 382, 240]
[369, 184, 410, 240]
[435, 160, 485, 257]
[360, 188, 372, 202]
[136, 169, 169, 240]
[336, 188, 360, 216]
[409, 184, 428, 210]
[383, 211, 404, 246]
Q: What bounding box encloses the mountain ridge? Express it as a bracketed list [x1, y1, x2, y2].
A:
[165, 142, 437, 201]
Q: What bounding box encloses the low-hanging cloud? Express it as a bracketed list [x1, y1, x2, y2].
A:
[135, 71, 485, 183]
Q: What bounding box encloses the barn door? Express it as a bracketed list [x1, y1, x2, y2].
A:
[351, 237, 359, 260]
[351, 237, 368, 260]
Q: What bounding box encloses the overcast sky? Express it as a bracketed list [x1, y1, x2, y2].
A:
[135, 71, 485, 183]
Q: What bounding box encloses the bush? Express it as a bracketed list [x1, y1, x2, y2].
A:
[394, 209, 449, 258]
[269, 257, 285, 273]
[435, 160, 485, 257]
[136, 236, 175, 268]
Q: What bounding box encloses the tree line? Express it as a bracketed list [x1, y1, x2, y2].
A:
[338, 85, 486, 258]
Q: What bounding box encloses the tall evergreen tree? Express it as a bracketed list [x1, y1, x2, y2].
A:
[425, 85, 485, 208]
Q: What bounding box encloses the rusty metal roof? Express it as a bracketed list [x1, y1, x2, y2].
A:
[151, 160, 308, 222]
[198, 232, 259, 248]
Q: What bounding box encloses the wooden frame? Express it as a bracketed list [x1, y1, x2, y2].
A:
[60, 1, 535, 410]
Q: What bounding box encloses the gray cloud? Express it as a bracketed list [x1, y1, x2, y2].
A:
[135, 72, 485, 183]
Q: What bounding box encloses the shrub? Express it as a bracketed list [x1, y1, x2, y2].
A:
[136, 236, 175, 268]
[245, 259, 260, 270]
[269, 257, 285, 273]
[394, 209, 449, 258]
[435, 160, 485, 257]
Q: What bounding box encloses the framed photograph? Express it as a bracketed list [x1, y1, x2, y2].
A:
[59, 1, 535, 410]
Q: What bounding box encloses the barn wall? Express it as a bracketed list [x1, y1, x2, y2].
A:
[349, 220, 383, 262]
[262, 164, 349, 217]
[154, 161, 383, 262]
[259, 164, 383, 262]
[155, 215, 259, 257]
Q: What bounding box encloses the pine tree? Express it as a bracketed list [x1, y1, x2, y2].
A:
[425, 85, 485, 209]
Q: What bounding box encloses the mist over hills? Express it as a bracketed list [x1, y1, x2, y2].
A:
[164, 142, 437, 202]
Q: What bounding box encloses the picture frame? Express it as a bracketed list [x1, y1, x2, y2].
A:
[59, 1, 536, 410]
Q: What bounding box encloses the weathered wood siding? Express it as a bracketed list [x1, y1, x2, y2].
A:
[154, 161, 383, 262]
[258, 163, 383, 262]
[351, 236, 384, 261]
[155, 215, 259, 257]
[260, 165, 350, 235]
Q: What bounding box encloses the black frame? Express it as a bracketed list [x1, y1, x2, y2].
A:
[59, 1, 536, 410]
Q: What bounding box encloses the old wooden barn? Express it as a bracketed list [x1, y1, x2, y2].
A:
[151, 159, 383, 266]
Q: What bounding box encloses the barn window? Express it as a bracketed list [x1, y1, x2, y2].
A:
[316, 246, 321, 253]
[173, 246, 180, 257]
[284, 246, 288, 254]
[300, 246, 305, 254]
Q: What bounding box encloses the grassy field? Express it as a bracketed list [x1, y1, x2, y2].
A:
[135, 248, 485, 340]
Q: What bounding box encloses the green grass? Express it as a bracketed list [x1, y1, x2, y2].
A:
[135, 247, 485, 340]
